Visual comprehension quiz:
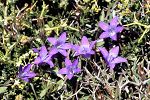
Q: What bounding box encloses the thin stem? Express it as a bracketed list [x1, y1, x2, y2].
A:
[138, 28, 149, 43]
[30, 83, 38, 100]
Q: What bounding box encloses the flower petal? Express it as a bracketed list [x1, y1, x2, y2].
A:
[109, 46, 119, 57]
[108, 63, 116, 69]
[73, 68, 81, 73]
[72, 59, 78, 66]
[60, 43, 72, 49]
[99, 32, 110, 39]
[59, 68, 69, 74]
[65, 58, 72, 67]
[81, 36, 89, 46]
[32, 48, 39, 53]
[72, 45, 80, 52]
[19, 65, 23, 73]
[110, 16, 119, 27]
[47, 61, 54, 68]
[22, 78, 29, 82]
[49, 47, 58, 56]
[99, 47, 108, 59]
[34, 57, 42, 65]
[83, 54, 91, 58]
[47, 37, 57, 45]
[98, 21, 109, 31]
[58, 32, 66, 43]
[67, 73, 73, 80]
[43, 56, 54, 67]
[58, 49, 68, 56]
[89, 50, 95, 54]
[111, 57, 127, 64]
[25, 72, 36, 78]
[114, 26, 124, 33]
[23, 64, 31, 72]
[39, 46, 48, 58]
[110, 34, 117, 41]
[90, 41, 96, 49]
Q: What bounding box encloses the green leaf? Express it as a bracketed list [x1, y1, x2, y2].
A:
[57, 80, 64, 91]
[96, 39, 104, 47]
[0, 50, 4, 58]
[0, 87, 7, 94]
[40, 88, 49, 98]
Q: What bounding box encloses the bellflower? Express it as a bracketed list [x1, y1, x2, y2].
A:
[99, 46, 127, 69]
[47, 32, 72, 57]
[58, 58, 81, 80]
[18, 64, 36, 82]
[34, 46, 54, 67]
[99, 16, 123, 40]
[73, 36, 96, 58]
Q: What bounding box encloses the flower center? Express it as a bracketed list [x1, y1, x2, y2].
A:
[80, 45, 90, 54]
[56, 41, 63, 49]
[107, 53, 117, 62]
[108, 28, 116, 36]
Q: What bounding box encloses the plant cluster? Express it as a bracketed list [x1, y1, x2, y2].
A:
[18, 17, 127, 82]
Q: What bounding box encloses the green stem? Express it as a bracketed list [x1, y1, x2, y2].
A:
[30, 83, 38, 100]
[138, 28, 149, 43]
[124, 22, 150, 43]
[123, 22, 149, 28]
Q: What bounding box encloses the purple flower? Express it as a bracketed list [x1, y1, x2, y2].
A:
[99, 46, 127, 69]
[34, 46, 54, 67]
[58, 58, 81, 80]
[73, 36, 96, 58]
[18, 64, 36, 82]
[47, 32, 72, 57]
[99, 16, 123, 41]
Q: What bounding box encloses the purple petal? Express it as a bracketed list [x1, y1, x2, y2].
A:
[108, 63, 116, 69]
[114, 26, 124, 33]
[47, 60, 54, 68]
[19, 65, 23, 73]
[81, 36, 89, 46]
[25, 72, 36, 78]
[111, 57, 127, 64]
[98, 22, 109, 31]
[83, 54, 91, 58]
[72, 45, 80, 51]
[43, 56, 54, 67]
[60, 43, 72, 49]
[109, 46, 119, 57]
[39, 46, 48, 58]
[59, 68, 69, 74]
[58, 49, 68, 56]
[99, 47, 108, 59]
[89, 50, 95, 54]
[99, 32, 110, 39]
[72, 59, 78, 66]
[74, 52, 80, 56]
[34, 57, 42, 65]
[65, 58, 72, 67]
[32, 48, 39, 53]
[22, 78, 29, 82]
[58, 32, 66, 43]
[90, 41, 96, 49]
[49, 47, 58, 56]
[73, 68, 81, 73]
[67, 73, 73, 80]
[110, 34, 117, 41]
[110, 16, 119, 27]
[47, 37, 57, 45]
[23, 64, 31, 72]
